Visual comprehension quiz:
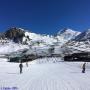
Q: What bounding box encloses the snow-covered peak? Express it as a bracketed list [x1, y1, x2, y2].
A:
[58, 28, 76, 34]
[18, 28, 26, 31]
[58, 28, 81, 36]
[75, 29, 90, 41]
[57, 28, 81, 41]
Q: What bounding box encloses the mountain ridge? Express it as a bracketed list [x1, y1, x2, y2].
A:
[0, 27, 90, 57]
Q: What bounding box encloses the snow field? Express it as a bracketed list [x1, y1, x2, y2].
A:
[0, 58, 90, 90]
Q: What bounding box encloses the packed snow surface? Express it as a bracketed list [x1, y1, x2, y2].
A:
[0, 58, 90, 90]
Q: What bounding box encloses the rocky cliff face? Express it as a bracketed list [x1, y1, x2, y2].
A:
[5, 27, 25, 43]
[0, 33, 5, 39]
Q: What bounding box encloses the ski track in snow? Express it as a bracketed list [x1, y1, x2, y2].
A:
[0, 58, 90, 90]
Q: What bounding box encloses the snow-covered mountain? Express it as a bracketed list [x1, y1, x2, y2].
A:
[61, 29, 90, 55]
[3, 27, 81, 47]
[58, 28, 80, 38]
[57, 28, 81, 41]
[23, 31, 57, 46]
[21, 28, 82, 57]
[75, 29, 90, 41]
[1, 27, 90, 57]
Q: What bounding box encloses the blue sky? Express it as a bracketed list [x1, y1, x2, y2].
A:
[0, 0, 90, 34]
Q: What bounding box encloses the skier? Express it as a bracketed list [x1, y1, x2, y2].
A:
[19, 62, 23, 74]
[82, 62, 86, 73]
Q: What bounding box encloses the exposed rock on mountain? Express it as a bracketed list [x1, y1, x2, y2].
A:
[0, 33, 5, 39]
[5, 27, 25, 43]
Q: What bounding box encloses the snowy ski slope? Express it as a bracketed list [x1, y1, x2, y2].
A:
[0, 58, 90, 90]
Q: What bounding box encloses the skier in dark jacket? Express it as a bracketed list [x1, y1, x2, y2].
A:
[82, 62, 86, 73]
[19, 62, 23, 74]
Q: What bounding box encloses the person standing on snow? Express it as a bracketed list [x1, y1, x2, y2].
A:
[19, 62, 23, 74]
[82, 62, 86, 73]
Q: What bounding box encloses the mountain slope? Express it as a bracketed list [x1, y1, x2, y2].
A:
[56, 28, 81, 45]
[61, 29, 90, 55]
[23, 31, 57, 46]
[1, 27, 90, 57]
[75, 29, 90, 41]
